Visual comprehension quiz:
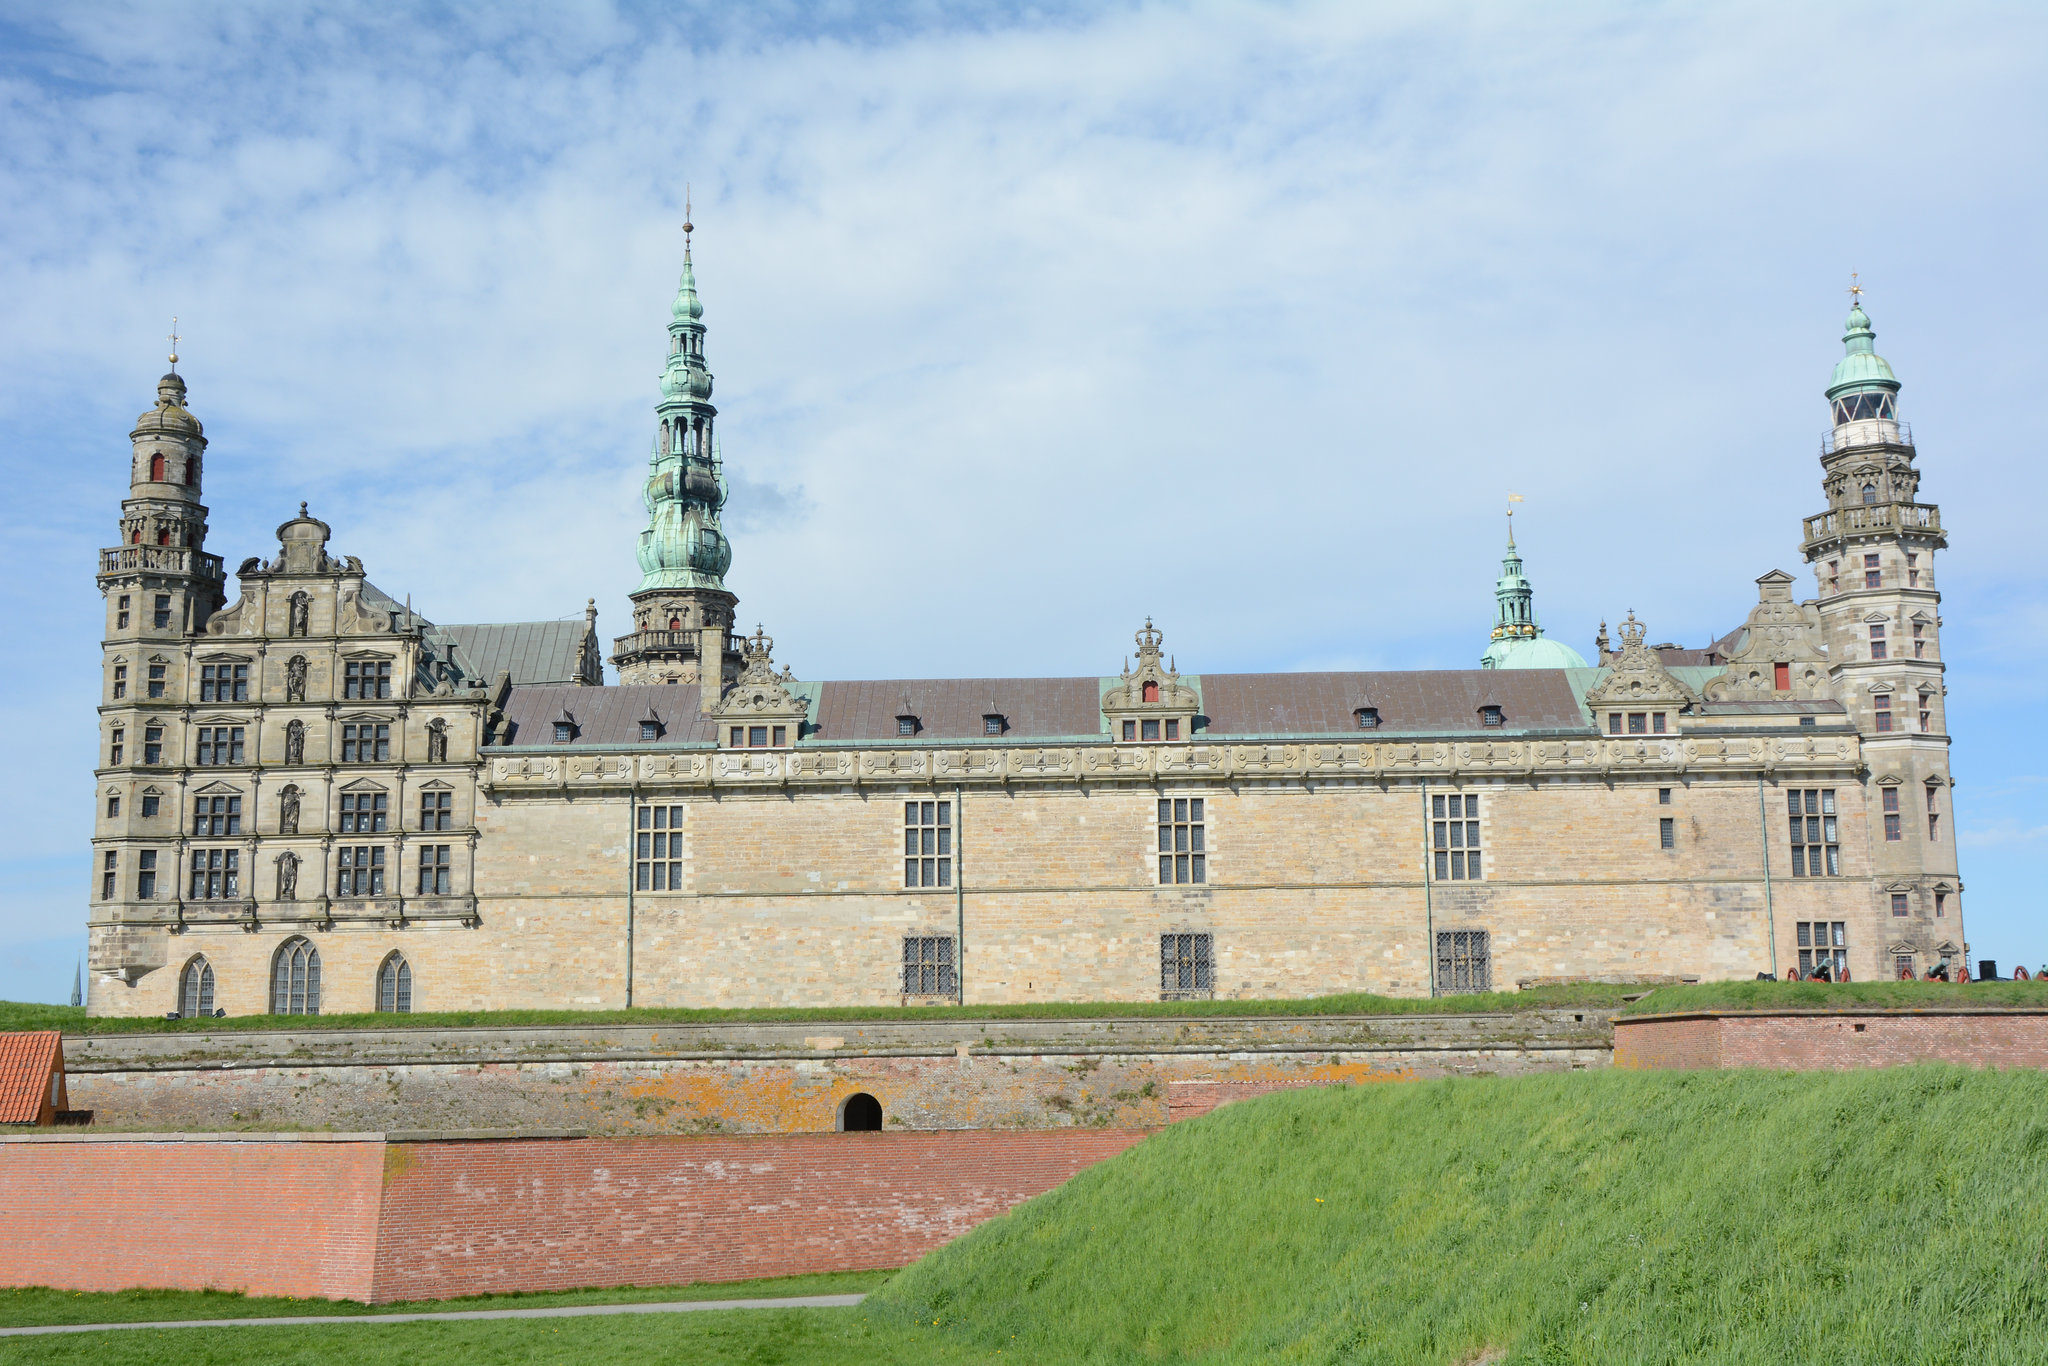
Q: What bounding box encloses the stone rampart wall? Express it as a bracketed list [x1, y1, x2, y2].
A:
[63, 1011, 1613, 1133]
[1613, 1010, 2048, 1071]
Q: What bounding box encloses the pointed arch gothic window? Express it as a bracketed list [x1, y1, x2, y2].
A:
[179, 957, 215, 1018]
[377, 953, 413, 1013]
[271, 937, 321, 1015]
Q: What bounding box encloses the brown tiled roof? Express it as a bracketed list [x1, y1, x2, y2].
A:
[0, 1031, 60, 1124]
[1696, 699, 1847, 715]
[495, 668, 1594, 747]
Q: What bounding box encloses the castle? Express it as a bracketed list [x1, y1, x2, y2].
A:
[84, 244, 1961, 1016]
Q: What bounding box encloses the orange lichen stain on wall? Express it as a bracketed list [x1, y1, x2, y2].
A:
[598, 1065, 851, 1133]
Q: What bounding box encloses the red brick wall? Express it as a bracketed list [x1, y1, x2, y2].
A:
[368, 1130, 1144, 1303]
[0, 1129, 1146, 1302]
[1614, 1012, 2048, 1071]
[0, 1139, 384, 1300]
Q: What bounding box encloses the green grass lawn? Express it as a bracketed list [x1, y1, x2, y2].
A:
[1615, 977, 2048, 1015]
[10, 1067, 2045, 1364]
[0, 1269, 889, 1328]
[0, 983, 1631, 1036]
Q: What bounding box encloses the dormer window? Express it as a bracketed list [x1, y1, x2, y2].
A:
[983, 714, 1005, 736]
[553, 715, 577, 743]
[640, 719, 661, 742]
[897, 716, 918, 737]
[1480, 705, 1504, 728]
[1355, 707, 1379, 730]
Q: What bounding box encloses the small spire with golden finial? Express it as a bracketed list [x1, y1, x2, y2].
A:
[167, 316, 180, 374]
[682, 183, 693, 260]
[1847, 270, 1863, 304]
[1506, 491, 1523, 547]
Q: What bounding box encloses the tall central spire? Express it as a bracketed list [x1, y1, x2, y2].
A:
[612, 212, 742, 696]
[1479, 512, 1588, 670]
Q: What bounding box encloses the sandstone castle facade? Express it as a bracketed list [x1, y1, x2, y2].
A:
[85, 253, 1962, 1016]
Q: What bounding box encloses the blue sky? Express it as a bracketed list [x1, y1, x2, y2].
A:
[2, 1, 2042, 1001]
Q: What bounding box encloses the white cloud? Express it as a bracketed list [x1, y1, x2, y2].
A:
[3, 0, 2046, 991]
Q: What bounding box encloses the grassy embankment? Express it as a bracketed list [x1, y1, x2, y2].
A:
[8, 1066, 2046, 1364]
[1615, 977, 2048, 1014]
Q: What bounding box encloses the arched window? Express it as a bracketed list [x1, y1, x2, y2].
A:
[149, 453, 165, 482]
[179, 957, 215, 1018]
[839, 1092, 882, 1131]
[1862, 483, 1877, 506]
[377, 953, 413, 1013]
[271, 936, 321, 1015]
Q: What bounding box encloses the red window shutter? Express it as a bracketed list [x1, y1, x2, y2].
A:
[1774, 662, 1790, 691]
[1142, 681, 1159, 703]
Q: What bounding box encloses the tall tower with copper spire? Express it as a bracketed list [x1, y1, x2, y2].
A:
[1480, 506, 1587, 669]
[1799, 284, 1961, 974]
[612, 206, 740, 702]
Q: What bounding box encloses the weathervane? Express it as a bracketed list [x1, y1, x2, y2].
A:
[1507, 491, 1523, 543]
[1848, 271, 1863, 303]
[682, 183, 693, 254]
[167, 316, 180, 372]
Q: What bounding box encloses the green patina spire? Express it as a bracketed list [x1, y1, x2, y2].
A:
[1826, 278, 1902, 416]
[636, 218, 732, 592]
[1480, 509, 1588, 670]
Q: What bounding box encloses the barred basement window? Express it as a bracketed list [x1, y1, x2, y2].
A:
[1160, 932, 1213, 999]
[1436, 929, 1492, 994]
[188, 848, 240, 900]
[902, 935, 956, 996]
[1157, 798, 1205, 884]
[192, 794, 242, 836]
[194, 726, 245, 766]
[1796, 921, 1846, 977]
[200, 662, 249, 702]
[179, 957, 214, 1018]
[335, 845, 385, 897]
[343, 659, 392, 700]
[147, 663, 165, 698]
[340, 791, 388, 833]
[341, 723, 390, 762]
[420, 790, 452, 831]
[905, 801, 952, 888]
[136, 849, 157, 899]
[1787, 789, 1839, 876]
[636, 804, 686, 890]
[378, 953, 413, 1012]
[272, 937, 321, 1015]
[1432, 794, 1482, 881]
[417, 844, 451, 895]
[101, 851, 116, 900]
[1882, 787, 1901, 841]
[1659, 817, 1675, 850]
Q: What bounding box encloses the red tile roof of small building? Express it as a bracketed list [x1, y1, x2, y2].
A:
[0, 1031, 61, 1124]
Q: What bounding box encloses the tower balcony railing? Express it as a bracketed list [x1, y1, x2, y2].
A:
[611, 628, 703, 659]
[99, 545, 225, 578]
[1820, 421, 1913, 455]
[1802, 501, 1942, 546]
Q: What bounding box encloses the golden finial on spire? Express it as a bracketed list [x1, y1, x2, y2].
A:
[1847, 271, 1863, 303]
[167, 316, 180, 372]
[682, 183, 693, 255]
[1506, 492, 1523, 546]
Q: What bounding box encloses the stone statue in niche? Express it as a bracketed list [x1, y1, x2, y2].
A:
[285, 654, 308, 702]
[426, 720, 448, 763]
[284, 719, 306, 766]
[278, 784, 301, 835]
[275, 850, 300, 901]
[289, 592, 310, 638]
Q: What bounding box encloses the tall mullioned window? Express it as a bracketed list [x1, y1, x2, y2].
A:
[340, 791, 388, 833]
[194, 727, 244, 766]
[417, 844, 451, 895]
[1788, 789, 1839, 876]
[1882, 788, 1901, 841]
[272, 938, 321, 1015]
[1436, 929, 1492, 994]
[136, 850, 157, 899]
[636, 804, 686, 890]
[188, 848, 240, 900]
[179, 957, 215, 1018]
[143, 725, 163, 765]
[378, 954, 413, 1013]
[902, 935, 956, 996]
[1797, 921, 1847, 977]
[101, 851, 117, 900]
[112, 664, 127, 699]
[192, 795, 241, 836]
[1433, 794, 1482, 881]
[147, 664, 166, 698]
[1158, 799, 1204, 884]
[341, 723, 390, 762]
[420, 790, 453, 831]
[343, 659, 392, 700]
[335, 846, 385, 897]
[199, 663, 248, 702]
[1160, 932, 1213, 999]
[906, 801, 952, 888]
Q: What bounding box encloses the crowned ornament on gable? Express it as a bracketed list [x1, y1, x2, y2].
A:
[1584, 612, 1699, 718]
[1102, 619, 1201, 741]
[707, 626, 809, 730]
